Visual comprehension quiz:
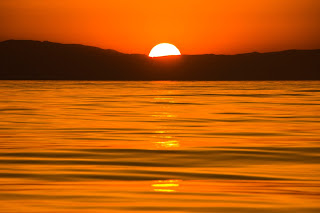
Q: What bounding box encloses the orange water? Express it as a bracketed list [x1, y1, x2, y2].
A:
[0, 81, 319, 212]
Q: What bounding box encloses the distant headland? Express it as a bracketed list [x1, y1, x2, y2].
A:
[1, 40, 319, 80]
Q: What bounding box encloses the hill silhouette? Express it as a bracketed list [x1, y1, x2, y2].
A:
[1, 40, 319, 80]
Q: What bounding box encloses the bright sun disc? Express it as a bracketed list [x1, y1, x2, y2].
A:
[149, 43, 181, 58]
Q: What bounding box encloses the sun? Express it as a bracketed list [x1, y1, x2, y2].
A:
[149, 43, 181, 58]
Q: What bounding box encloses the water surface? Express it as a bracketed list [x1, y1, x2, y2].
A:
[0, 81, 319, 212]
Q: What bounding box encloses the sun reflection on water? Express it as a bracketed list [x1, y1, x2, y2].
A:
[152, 130, 180, 148]
[152, 180, 180, 193]
[152, 94, 180, 149]
[154, 140, 180, 148]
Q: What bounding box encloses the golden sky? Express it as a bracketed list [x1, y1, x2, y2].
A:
[1, 0, 319, 54]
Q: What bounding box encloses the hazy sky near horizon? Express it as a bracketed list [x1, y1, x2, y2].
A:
[0, 0, 320, 54]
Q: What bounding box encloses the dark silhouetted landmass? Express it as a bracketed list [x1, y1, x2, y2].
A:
[1, 40, 319, 80]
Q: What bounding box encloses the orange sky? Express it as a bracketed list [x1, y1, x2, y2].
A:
[1, 0, 320, 55]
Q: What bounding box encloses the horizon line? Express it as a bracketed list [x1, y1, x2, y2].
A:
[2, 39, 320, 56]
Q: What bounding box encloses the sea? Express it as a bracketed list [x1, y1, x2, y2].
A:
[0, 81, 319, 213]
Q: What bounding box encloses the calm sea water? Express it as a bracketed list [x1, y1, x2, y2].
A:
[0, 81, 319, 213]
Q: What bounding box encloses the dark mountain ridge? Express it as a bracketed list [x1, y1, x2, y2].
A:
[1, 40, 319, 80]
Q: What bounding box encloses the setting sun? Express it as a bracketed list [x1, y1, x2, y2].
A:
[149, 43, 181, 58]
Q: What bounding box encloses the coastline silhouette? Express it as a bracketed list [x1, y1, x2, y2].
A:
[1, 40, 319, 80]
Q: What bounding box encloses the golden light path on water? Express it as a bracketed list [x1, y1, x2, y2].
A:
[0, 81, 319, 213]
[152, 180, 180, 192]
